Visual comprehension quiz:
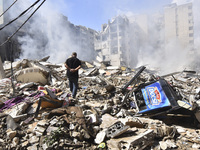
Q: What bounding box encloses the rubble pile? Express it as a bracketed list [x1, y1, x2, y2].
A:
[0, 57, 200, 150]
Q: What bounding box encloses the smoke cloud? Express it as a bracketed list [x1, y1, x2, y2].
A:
[134, 0, 200, 75]
[172, 0, 193, 5]
[6, 0, 91, 64]
[4, 0, 200, 74]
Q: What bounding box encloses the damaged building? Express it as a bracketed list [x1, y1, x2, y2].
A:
[94, 14, 153, 68]
[0, 0, 97, 64]
[94, 14, 164, 68]
[0, 1, 200, 150]
[71, 25, 97, 62]
[94, 16, 131, 67]
[1, 0, 197, 68]
[94, 1, 197, 68]
[0, 0, 22, 62]
[164, 2, 194, 50]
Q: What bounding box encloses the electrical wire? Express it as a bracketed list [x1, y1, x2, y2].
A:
[0, 0, 18, 18]
[0, 0, 41, 31]
[0, 0, 46, 47]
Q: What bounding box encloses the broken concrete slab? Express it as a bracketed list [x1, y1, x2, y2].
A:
[1, 57, 200, 149]
[106, 129, 154, 150]
[100, 114, 119, 129]
[33, 120, 48, 136]
[6, 115, 19, 130]
[106, 121, 130, 138]
[4, 102, 29, 120]
[6, 129, 17, 140]
[15, 67, 49, 85]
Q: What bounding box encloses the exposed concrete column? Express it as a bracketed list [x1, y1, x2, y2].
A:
[0, 57, 5, 79]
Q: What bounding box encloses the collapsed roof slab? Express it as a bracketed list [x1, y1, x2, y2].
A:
[15, 67, 49, 85]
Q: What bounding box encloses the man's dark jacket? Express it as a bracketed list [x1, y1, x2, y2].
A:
[65, 57, 81, 78]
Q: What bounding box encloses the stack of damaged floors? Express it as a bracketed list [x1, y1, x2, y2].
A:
[0, 58, 200, 150]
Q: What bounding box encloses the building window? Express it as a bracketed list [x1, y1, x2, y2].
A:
[110, 25, 117, 32]
[111, 33, 117, 38]
[119, 25, 125, 31]
[118, 18, 124, 24]
[188, 19, 193, 24]
[111, 40, 118, 47]
[119, 32, 124, 36]
[95, 35, 100, 40]
[188, 5, 192, 9]
[111, 47, 118, 54]
[188, 12, 192, 16]
[189, 33, 193, 37]
[189, 26, 193, 30]
[102, 34, 107, 41]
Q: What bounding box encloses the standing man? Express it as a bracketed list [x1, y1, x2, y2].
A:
[65, 52, 81, 98]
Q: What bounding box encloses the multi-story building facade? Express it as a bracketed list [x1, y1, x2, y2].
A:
[94, 15, 130, 67]
[1, 0, 197, 68]
[73, 25, 97, 62]
[0, 0, 22, 62]
[0, 0, 97, 63]
[164, 2, 194, 49]
[94, 15, 150, 68]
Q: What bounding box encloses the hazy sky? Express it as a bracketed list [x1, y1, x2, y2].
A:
[43, 0, 172, 31]
[0, 0, 196, 73]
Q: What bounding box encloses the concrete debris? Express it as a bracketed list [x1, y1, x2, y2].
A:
[106, 121, 130, 138]
[6, 129, 17, 140]
[0, 57, 5, 79]
[0, 58, 200, 149]
[15, 67, 49, 85]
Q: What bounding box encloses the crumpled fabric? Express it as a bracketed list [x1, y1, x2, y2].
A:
[0, 91, 45, 112]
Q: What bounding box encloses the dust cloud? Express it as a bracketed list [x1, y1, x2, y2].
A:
[3, 0, 200, 74]
[5, 0, 89, 64]
[133, 0, 200, 75]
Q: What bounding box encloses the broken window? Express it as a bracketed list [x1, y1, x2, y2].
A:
[95, 35, 100, 40]
[111, 47, 118, 54]
[188, 5, 192, 9]
[119, 25, 125, 31]
[111, 33, 118, 39]
[188, 19, 193, 24]
[189, 26, 193, 30]
[111, 40, 118, 47]
[110, 25, 117, 32]
[118, 18, 124, 24]
[189, 33, 193, 37]
[188, 12, 192, 16]
[119, 32, 124, 36]
[102, 34, 107, 41]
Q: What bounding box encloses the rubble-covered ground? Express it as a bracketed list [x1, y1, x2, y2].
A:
[0, 57, 200, 150]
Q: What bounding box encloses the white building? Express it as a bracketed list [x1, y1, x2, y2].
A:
[94, 16, 130, 67]
[94, 15, 149, 68]
[164, 2, 194, 49]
